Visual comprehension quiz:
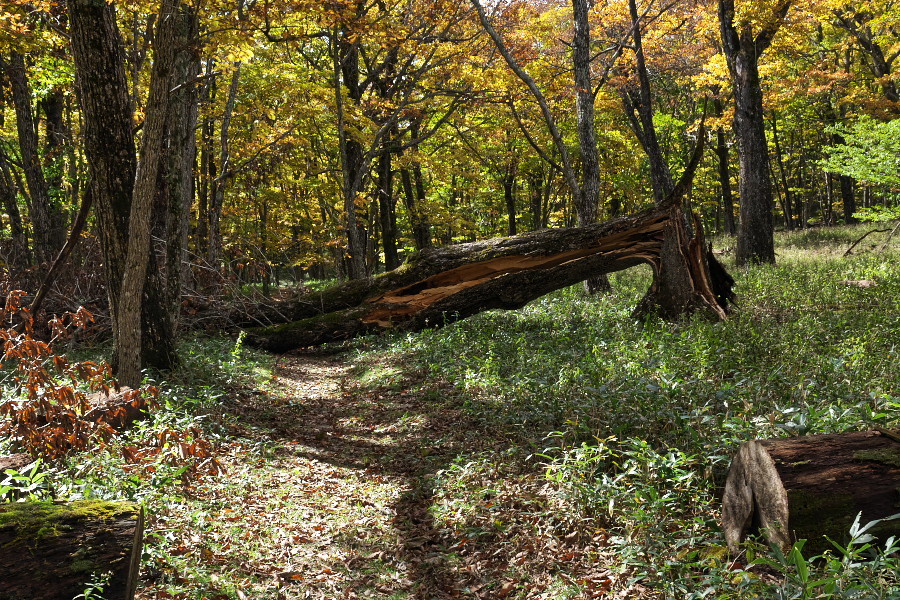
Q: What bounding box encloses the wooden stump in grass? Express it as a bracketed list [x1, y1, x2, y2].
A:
[0, 500, 143, 600]
[721, 430, 900, 556]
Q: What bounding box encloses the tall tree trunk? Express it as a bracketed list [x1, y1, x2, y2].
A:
[399, 167, 432, 250]
[572, 0, 600, 224]
[572, 0, 609, 293]
[502, 163, 517, 236]
[116, 0, 179, 387]
[4, 52, 55, 263]
[68, 0, 137, 369]
[164, 2, 200, 329]
[623, 0, 674, 204]
[208, 63, 240, 270]
[68, 0, 178, 384]
[770, 111, 794, 230]
[376, 137, 399, 270]
[41, 87, 69, 250]
[719, 0, 789, 265]
[333, 28, 368, 280]
[713, 98, 736, 235]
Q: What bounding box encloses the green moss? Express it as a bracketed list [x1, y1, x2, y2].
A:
[0, 499, 139, 542]
[853, 448, 900, 467]
[787, 489, 856, 555]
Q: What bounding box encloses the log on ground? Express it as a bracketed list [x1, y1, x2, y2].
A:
[721, 430, 900, 555]
[0, 500, 143, 600]
[244, 205, 735, 352]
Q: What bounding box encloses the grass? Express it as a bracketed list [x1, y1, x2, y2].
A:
[2, 224, 897, 599]
[345, 224, 900, 598]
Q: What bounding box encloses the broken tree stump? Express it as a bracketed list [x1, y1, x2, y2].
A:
[0, 500, 144, 600]
[721, 430, 900, 555]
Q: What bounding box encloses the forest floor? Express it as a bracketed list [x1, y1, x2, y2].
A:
[141, 350, 616, 599]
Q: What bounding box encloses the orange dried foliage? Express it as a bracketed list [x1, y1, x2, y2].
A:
[0, 290, 220, 481]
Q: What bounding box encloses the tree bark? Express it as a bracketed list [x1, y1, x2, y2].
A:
[722, 430, 900, 556]
[712, 98, 736, 235]
[0, 500, 143, 600]
[333, 28, 368, 279]
[115, 0, 179, 387]
[719, 0, 790, 265]
[68, 0, 179, 382]
[400, 167, 432, 250]
[377, 136, 400, 270]
[164, 2, 201, 329]
[41, 87, 69, 250]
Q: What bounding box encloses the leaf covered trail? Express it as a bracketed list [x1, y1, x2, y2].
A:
[142, 351, 617, 599]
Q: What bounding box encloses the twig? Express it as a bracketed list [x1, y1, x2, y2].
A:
[843, 226, 892, 256]
[878, 219, 900, 251]
[30, 187, 94, 316]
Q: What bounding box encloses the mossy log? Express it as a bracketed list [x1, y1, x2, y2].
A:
[721, 430, 900, 555]
[244, 205, 735, 352]
[0, 500, 143, 600]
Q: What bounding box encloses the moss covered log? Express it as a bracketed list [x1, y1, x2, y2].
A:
[0, 500, 143, 600]
[721, 430, 900, 556]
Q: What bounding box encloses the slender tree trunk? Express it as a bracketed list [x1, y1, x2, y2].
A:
[716, 125, 737, 235]
[572, 0, 599, 224]
[116, 0, 178, 387]
[770, 112, 794, 230]
[0, 146, 30, 267]
[572, 0, 610, 293]
[719, 0, 789, 265]
[41, 87, 69, 249]
[4, 52, 55, 263]
[164, 2, 200, 328]
[376, 138, 399, 270]
[400, 167, 432, 250]
[713, 99, 736, 235]
[502, 164, 517, 236]
[333, 30, 368, 279]
[623, 0, 674, 204]
[208, 63, 240, 270]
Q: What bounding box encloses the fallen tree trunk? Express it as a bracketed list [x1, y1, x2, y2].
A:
[721, 430, 900, 556]
[245, 203, 735, 352]
[0, 500, 143, 600]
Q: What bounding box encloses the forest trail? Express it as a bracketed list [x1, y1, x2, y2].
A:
[146, 352, 499, 599]
[141, 352, 616, 599]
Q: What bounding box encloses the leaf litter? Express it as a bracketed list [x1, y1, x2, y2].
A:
[137, 351, 628, 600]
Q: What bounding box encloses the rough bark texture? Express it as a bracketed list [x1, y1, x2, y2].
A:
[244, 202, 734, 352]
[68, 0, 138, 356]
[0, 500, 143, 600]
[722, 430, 900, 556]
[117, 0, 179, 387]
[68, 0, 179, 380]
[719, 0, 789, 265]
[572, 0, 599, 225]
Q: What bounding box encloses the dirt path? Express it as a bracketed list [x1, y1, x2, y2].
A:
[145, 353, 491, 599]
[140, 352, 613, 600]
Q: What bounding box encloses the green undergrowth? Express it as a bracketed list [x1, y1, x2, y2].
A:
[1, 333, 278, 598]
[346, 225, 900, 598]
